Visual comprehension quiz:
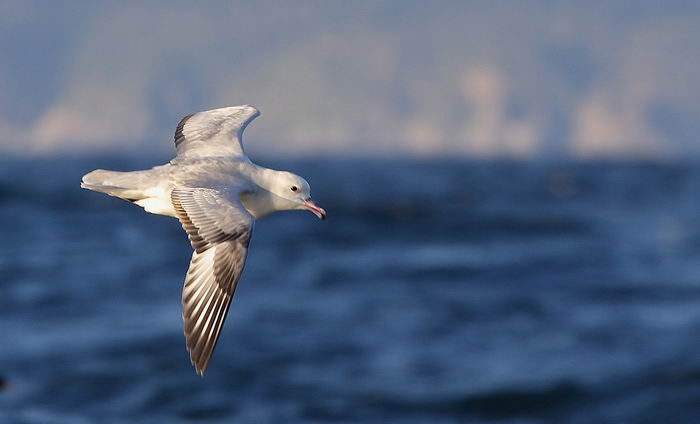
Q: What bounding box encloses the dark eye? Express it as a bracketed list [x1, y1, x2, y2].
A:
[290, 186, 298, 192]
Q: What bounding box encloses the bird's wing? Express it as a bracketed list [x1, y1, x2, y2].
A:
[171, 187, 254, 375]
[173, 105, 260, 160]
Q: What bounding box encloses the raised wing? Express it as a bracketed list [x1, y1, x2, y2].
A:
[173, 105, 260, 160]
[171, 188, 254, 375]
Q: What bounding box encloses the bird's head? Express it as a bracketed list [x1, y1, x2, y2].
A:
[268, 171, 326, 220]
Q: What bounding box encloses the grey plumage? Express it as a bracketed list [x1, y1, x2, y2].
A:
[172, 188, 253, 374]
[81, 105, 325, 375]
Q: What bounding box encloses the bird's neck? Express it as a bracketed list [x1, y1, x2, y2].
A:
[245, 165, 277, 189]
[238, 166, 284, 219]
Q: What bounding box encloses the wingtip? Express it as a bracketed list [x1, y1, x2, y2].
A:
[239, 104, 260, 117]
[191, 357, 208, 376]
[187, 340, 211, 376]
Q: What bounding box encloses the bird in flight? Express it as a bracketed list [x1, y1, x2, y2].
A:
[81, 105, 326, 375]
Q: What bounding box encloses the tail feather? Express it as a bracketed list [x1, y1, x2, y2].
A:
[82, 166, 175, 216]
[81, 169, 151, 200]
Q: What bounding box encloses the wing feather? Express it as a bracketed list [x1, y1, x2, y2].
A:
[173, 105, 260, 160]
[171, 188, 254, 375]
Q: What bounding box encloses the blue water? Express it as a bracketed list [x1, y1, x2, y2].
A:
[2, 156, 700, 423]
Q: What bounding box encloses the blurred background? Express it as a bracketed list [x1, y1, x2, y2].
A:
[2, 1, 700, 423]
[1, 0, 699, 159]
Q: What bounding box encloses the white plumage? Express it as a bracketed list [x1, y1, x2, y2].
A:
[82, 105, 326, 375]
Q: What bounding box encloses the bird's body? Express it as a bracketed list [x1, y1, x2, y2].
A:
[81, 105, 325, 374]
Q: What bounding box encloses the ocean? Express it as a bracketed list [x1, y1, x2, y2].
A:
[1, 156, 700, 423]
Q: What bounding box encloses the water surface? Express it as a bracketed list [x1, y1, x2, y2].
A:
[1, 157, 700, 423]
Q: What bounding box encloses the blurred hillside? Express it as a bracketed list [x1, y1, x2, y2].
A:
[0, 0, 698, 158]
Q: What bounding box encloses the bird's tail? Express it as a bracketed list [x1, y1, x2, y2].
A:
[81, 169, 151, 201]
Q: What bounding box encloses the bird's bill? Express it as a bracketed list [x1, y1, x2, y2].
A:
[304, 200, 326, 220]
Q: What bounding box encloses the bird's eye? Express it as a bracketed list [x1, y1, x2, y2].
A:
[290, 186, 298, 192]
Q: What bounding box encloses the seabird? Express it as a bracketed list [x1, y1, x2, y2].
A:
[81, 105, 326, 375]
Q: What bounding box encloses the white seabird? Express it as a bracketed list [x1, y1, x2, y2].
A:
[81, 105, 326, 375]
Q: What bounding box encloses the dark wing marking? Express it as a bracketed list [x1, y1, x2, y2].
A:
[172, 105, 260, 160]
[174, 113, 195, 151]
[171, 188, 254, 375]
